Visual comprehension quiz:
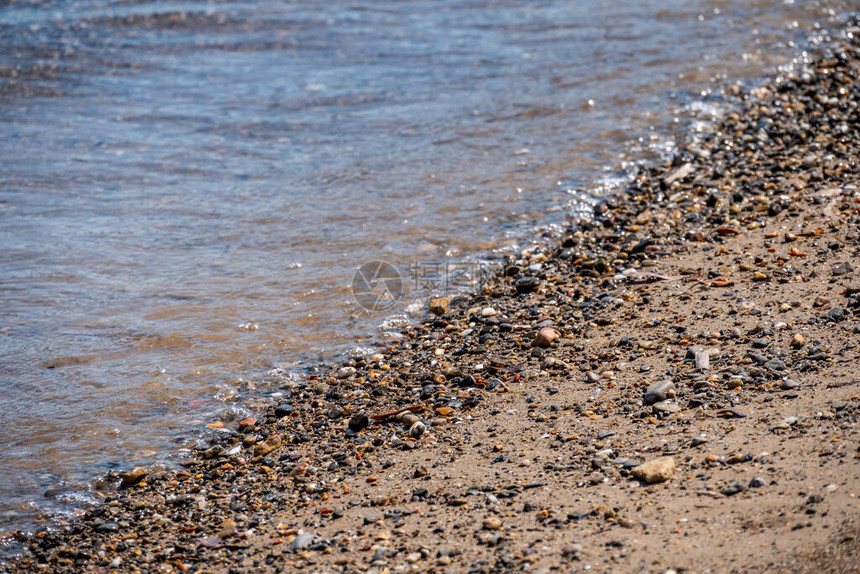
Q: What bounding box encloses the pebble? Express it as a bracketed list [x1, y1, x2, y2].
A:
[533, 327, 560, 347]
[336, 366, 356, 379]
[275, 404, 295, 418]
[631, 457, 675, 483]
[781, 379, 801, 390]
[764, 359, 786, 372]
[429, 297, 449, 316]
[119, 467, 147, 488]
[217, 519, 238, 539]
[652, 400, 680, 415]
[516, 276, 541, 293]
[643, 380, 676, 405]
[363, 512, 382, 524]
[831, 261, 853, 276]
[749, 477, 766, 488]
[826, 308, 846, 322]
[791, 334, 805, 349]
[541, 357, 569, 370]
[482, 516, 503, 530]
[253, 435, 281, 457]
[409, 421, 426, 439]
[721, 483, 746, 496]
[290, 531, 314, 552]
[348, 413, 369, 433]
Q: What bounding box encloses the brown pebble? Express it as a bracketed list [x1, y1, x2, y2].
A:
[120, 467, 147, 488]
[631, 457, 675, 483]
[217, 519, 238, 539]
[482, 516, 502, 530]
[533, 327, 560, 347]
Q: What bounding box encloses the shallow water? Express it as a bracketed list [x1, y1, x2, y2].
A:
[0, 0, 853, 533]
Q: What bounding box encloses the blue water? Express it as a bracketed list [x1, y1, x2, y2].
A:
[0, 0, 853, 534]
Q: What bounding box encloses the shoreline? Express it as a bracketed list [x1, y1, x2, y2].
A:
[5, 16, 860, 574]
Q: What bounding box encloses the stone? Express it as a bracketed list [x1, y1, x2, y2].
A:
[694, 349, 709, 370]
[274, 404, 295, 418]
[348, 413, 369, 433]
[409, 421, 426, 439]
[749, 477, 766, 488]
[290, 531, 314, 552]
[405, 552, 422, 563]
[831, 261, 853, 276]
[336, 366, 356, 378]
[119, 467, 147, 488]
[643, 380, 675, 405]
[764, 359, 787, 372]
[253, 434, 281, 457]
[363, 512, 382, 525]
[482, 516, 502, 530]
[516, 276, 541, 294]
[721, 483, 746, 496]
[630, 457, 675, 483]
[652, 400, 680, 415]
[540, 357, 569, 370]
[217, 519, 238, 539]
[781, 379, 801, 390]
[429, 297, 449, 316]
[691, 436, 709, 447]
[826, 308, 846, 322]
[533, 327, 560, 347]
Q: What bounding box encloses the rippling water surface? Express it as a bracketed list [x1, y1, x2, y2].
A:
[0, 0, 854, 533]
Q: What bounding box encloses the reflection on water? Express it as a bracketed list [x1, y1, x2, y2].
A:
[0, 0, 853, 533]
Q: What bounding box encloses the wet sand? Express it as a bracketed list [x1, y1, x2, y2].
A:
[5, 16, 860, 574]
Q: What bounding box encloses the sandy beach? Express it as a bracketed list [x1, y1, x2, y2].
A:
[5, 15, 860, 574]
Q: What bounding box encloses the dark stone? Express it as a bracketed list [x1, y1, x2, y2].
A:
[275, 404, 296, 418]
[516, 276, 541, 294]
[348, 413, 369, 433]
[721, 483, 746, 496]
[826, 308, 846, 322]
[749, 477, 766, 488]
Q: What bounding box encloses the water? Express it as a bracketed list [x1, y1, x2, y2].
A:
[0, 0, 853, 534]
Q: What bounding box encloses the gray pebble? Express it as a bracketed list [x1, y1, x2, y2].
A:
[721, 483, 746, 496]
[781, 379, 801, 390]
[644, 380, 675, 405]
[562, 543, 583, 559]
[826, 308, 846, 322]
[652, 400, 680, 414]
[409, 421, 426, 439]
[290, 531, 315, 552]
